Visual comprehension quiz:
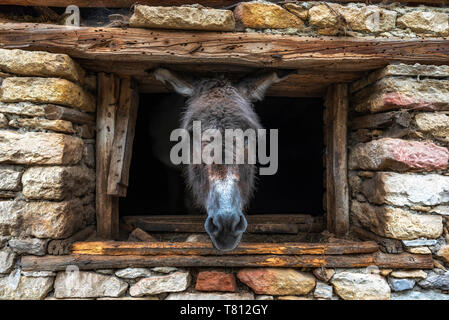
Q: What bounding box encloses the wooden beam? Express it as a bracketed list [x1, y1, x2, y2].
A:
[71, 240, 379, 255]
[20, 251, 434, 271]
[123, 214, 317, 224]
[0, 0, 447, 8]
[1, 23, 449, 72]
[44, 104, 95, 125]
[325, 84, 349, 236]
[122, 215, 325, 234]
[96, 73, 119, 239]
[107, 77, 139, 197]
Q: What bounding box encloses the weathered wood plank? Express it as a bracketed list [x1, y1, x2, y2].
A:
[20, 251, 433, 271]
[107, 77, 139, 197]
[349, 110, 411, 130]
[325, 84, 349, 236]
[1, 23, 449, 72]
[71, 240, 379, 255]
[44, 104, 95, 125]
[122, 215, 325, 234]
[123, 214, 316, 224]
[135, 221, 300, 234]
[96, 73, 119, 239]
[0, 0, 446, 8]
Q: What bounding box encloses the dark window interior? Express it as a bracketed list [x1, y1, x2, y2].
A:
[120, 94, 324, 217]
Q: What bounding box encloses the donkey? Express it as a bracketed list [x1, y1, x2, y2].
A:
[152, 68, 292, 250]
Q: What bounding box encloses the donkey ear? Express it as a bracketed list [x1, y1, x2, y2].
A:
[152, 68, 195, 97]
[237, 70, 297, 102]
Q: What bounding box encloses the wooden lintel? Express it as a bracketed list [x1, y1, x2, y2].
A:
[1, 23, 449, 72]
[71, 240, 379, 256]
[20, 251, 433, 271]
[325, 84, 349, 236]
[0, 0, 447, 8]
[107, 77, 139, 197]
[96, 73, 120, 239]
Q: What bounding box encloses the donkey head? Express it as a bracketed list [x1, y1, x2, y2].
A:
[153, 68, 293, 250]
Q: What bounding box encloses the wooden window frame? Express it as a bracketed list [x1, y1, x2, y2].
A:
[95, 74, 350, 240]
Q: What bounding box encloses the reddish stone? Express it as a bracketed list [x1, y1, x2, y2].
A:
[195, 271, 237, 292]
[349, 138, 449, 172]
[237, 268, 315, 295]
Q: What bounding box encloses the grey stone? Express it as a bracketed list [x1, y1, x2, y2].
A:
[22, 166, 95, 201]
[0, 113, 7, 128]
[361, 172, 449, 207]
[151, 267, 178, 274]
[314, 281, 333, 299]
[0, 275, 53, 299]
[130, 271, 190, 296]
[330, 271, 390, 300]
[388, 278, 415, 292]
[0, 247, 15, 274]
[0, 130, 83, 165]
[0, 200, 84, 239]
[8, 238, 48, 256]
[115, 268, 153, 279]
[402, 239, 438, 247]
[166, 292, 254, 300]
[21, 271, 56, 277]
[54, 271, 128, 298]
[418, 271, 449, 291]
[0, 167, 22, 191]
[255, 295, 274, 300]
[392, 290, 449, 300]
[351, 201, 443, 240]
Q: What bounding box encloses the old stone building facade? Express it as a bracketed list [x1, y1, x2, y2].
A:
[0, 0, 448, 300]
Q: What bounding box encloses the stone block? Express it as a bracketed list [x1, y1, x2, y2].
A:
[0, 200, 84, 239]
[0, 167, 22, 191]
[361, 172, 449, 207]
[397, 11, 449, 36]
[195, 271, 237, 292]
[351, 201, 443, 240]
[130, 5, 235, 31]
[349, 138, 449, 172]
[0, 48, 84, 82]
[130, 271, 190, 296]
[237, 268, 315, 296]
[353, 78, 449, 113]
[330, 271, 390, 300]
[9, 117, 75, 134]
[0, 275, 53, 299]
[0, 77, 95, 112]
[0, 130, 83, 165]
[234, 2, 304, 29]
[22, 166, 95, 201]
[54, 271, 128, 298]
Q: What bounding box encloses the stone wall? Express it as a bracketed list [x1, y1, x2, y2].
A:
[347, 63, 449, 299]
[128, 1, 449, 38]
[1, 2, 449, 299]
[0, 48, 96, 299]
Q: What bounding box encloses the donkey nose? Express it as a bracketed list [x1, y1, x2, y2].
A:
[205, 213, 247, 251]
[206, 214, 246, 236]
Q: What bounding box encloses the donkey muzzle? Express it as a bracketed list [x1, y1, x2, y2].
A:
[205, 212, 247, 251]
